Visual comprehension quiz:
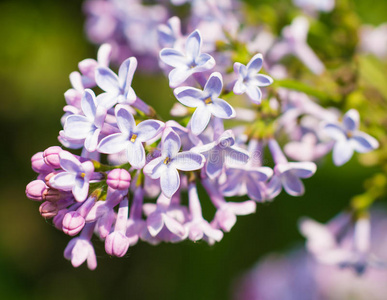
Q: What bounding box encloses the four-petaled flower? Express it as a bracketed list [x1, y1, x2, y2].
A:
[64, 89, 107, 152]
[49, 151, 94, 202]
[98, 105, 164, 169]
[160, 30, 215, 87]
[233, 53, 273, 104]
[323, 109, 379, 166]
[174, 72, 235, 135]
[144, 128, 205, 198]
[95, 57, 138, 109]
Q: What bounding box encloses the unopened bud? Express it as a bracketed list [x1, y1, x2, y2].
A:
[26, 180, 47, 201]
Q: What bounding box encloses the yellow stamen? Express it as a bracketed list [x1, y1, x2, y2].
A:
[80, 172, 86, 178]
[163, 157, 171, 165]
[204, 97, 213, 104]
[130, 133, 138, 142]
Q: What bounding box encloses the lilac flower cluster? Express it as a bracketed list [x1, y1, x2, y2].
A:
[25, 0, 381, 271]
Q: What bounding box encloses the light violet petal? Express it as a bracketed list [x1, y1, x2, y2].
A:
[185, 30, 201, 60]
[245, 176, 264, 201]
[342, 109, 359, 132]
[173, 152, 204, 171]
[127, 141, 146, 169]
[143, 157, 165, 179]
[64, 115, 93, 140]
[73, 177, 89, 201]
[174, 87, 205, 108]
[136, 120, 164, 142]
[118, 57, 137, 92]
[266, 175, 282, 199]
[163, 214, 186, 237]
[216, 209, 236, 232]
[84, 128, 101, 152]
[333, 140, 354, 166]
[98, 133, 128, 154]
[168, 68, 192, 88]
[233, 79, 247, 95]
[147, 212, 164, 237]
[222, 169, 244, 196]
[246, 84, 263, 104]
[96, 92, 117, 109]
[95, 67, 119, 93]
[249, 167, 273, 181]
[224, 147, 250, 165]
[59, 151, 82, 173]
[288, 162, 317, 178]
[250, 74, 273, 87]
[351, 132, 379, 153]
[115, 105, 135, 135]
[228, 200, 256, 215]
[209, 99, 236, 119]
[194, 53, 215, 71]
[159, 48, 189, 68]
[324, 123, 346, 141]
[202, 223, 223, 242]
[191, 106, 211, 135]
[81, 89, 97, 121]
[206, 153, 224, 179]
[50, 172, 75, 190]
[85, 201, 109, 222]
[162, 128, 181, 158]
[247, 53, 263, 73]
[203, 72, 223, 98]
[160, 166, 180, 198]
[281, 173, 305, 196]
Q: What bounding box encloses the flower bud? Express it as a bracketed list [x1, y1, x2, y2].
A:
[105, 232, 130, 257]
[31, 152, 53, 174]
[62, 211, 85, 236]
[39, 201, 58, 218]
[26, 180, 47, 201]
[107, 169, 131, 190]
[43, 146, 63, 168]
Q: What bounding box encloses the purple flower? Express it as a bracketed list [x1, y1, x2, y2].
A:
[323, 109, 379, 166]
[105, 197, 130, 257]
[49, 151, 95, 202]
[185, 182, 223, 242]
[192, 130, 250, 179]
[233, 53, 273, 104]
[98, 105, 164, 169]
[64, 223, 97, 270]
[268, 139, 316, 197]
[293, 0, 335, 13]
[95, 57, 138, 109]
[63, 89, 107, 152]
[143, 128, 205, 198]
[160, 30, 215, 87]
[174, 72, 236, 135]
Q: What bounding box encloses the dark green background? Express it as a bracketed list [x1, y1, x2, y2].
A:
[0, 0, 385, 299]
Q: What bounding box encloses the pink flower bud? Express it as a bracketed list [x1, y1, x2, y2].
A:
[26, 180, 47, 201]
[105, 232, 130, 257]
[39, 201, 58, 218]
[62, 211, 85, 236]
[43, 146, 63, 168]
[43, 188, 72, 202]
[31, 152, 53, 174]
[107, 169, 131, 190]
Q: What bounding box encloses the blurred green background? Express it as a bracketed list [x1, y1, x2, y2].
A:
[0, 0, 385, 299]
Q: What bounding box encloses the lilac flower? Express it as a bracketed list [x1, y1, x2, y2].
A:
[64, 223, 97, 270]
[324, 109, 379, 166]
[49, 151, 95, 202]
[95, 57, 137, 108]
[185, 182, 223, 242]
[126, 186, 147, 246]
[268, 139, 316, 197]
[98, 105, 164, 169]
[160, 30, 215, 87]
[26, 180, 47, 201]
[43, 146, 63, 169]
[63, 89, 107, 152]
[157, 16, 183, 50]
[359, 23, 387, 58]
[105, 197, 130, 257]
[293, 0, 335, 13]
[192, 130, 250, 179]
[269, 16, 325, 74]
[174, 72, 236, 135]
[233, 53, 273, 104]
[222, 164, 273, 202]
[143, 128, 205, 198]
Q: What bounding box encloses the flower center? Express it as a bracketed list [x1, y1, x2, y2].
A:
[204, 97, 213, 104]
[80, 172, 85, 178]
[163, 157, 171, 165]
[130, 133, 138, 142]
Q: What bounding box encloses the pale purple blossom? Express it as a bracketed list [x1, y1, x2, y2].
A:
[160, 30, 215, 87]
[49, 151, 95, 202]
[63, 89, 107, 152]
[95, 57, 138, 108]
[323, 109, 379, 166]
[98, 105, 164, 169]
[233, 53, 273, 104]
[293, 0, 335, 13]
[144, 128, 205, 198]
[174, 72, 235, 135]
